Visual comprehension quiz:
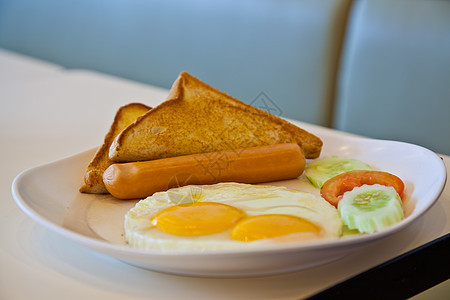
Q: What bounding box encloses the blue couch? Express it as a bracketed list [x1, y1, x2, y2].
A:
[1, 0, 449, 154]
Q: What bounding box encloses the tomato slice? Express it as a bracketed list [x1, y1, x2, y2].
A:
[320, 170, 405, 208]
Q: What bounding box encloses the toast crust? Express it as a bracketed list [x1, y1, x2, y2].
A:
[109, 72, 322, 162]
[79, 102, 151, 193]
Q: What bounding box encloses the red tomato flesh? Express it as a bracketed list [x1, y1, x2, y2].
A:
[320, 170, 405, 208]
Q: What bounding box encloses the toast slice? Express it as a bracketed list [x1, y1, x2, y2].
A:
[109, 71, 322, 163]
[79, 102, 151, 193]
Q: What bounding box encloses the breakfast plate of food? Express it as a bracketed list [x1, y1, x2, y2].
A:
[12, 72, 447, 277]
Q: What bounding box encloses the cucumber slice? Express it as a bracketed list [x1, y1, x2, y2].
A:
[338, 184, 404, 233]
[305, 156, 372, 188]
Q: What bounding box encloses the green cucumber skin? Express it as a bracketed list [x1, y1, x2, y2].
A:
[338, 184, 404, 233]
[305, 156, 372, 188]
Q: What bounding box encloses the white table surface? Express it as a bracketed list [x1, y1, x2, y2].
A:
[1, 48, 449, 299]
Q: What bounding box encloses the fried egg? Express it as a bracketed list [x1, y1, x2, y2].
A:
[124, 182, 342, 251]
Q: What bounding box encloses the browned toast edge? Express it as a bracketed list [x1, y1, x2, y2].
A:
[79, 102, 151, 193]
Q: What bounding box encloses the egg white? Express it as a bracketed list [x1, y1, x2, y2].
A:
[124, 182, 343, 251]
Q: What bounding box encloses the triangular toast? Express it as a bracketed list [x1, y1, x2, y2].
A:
[108, 72, 322, 162]
[80, 102, 151, 193]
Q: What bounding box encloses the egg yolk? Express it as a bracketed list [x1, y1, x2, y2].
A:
[151, 202, 245, 236]
[230, 214, 321, 242]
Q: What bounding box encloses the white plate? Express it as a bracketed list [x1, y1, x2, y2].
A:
[11, 126, 447, 277]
